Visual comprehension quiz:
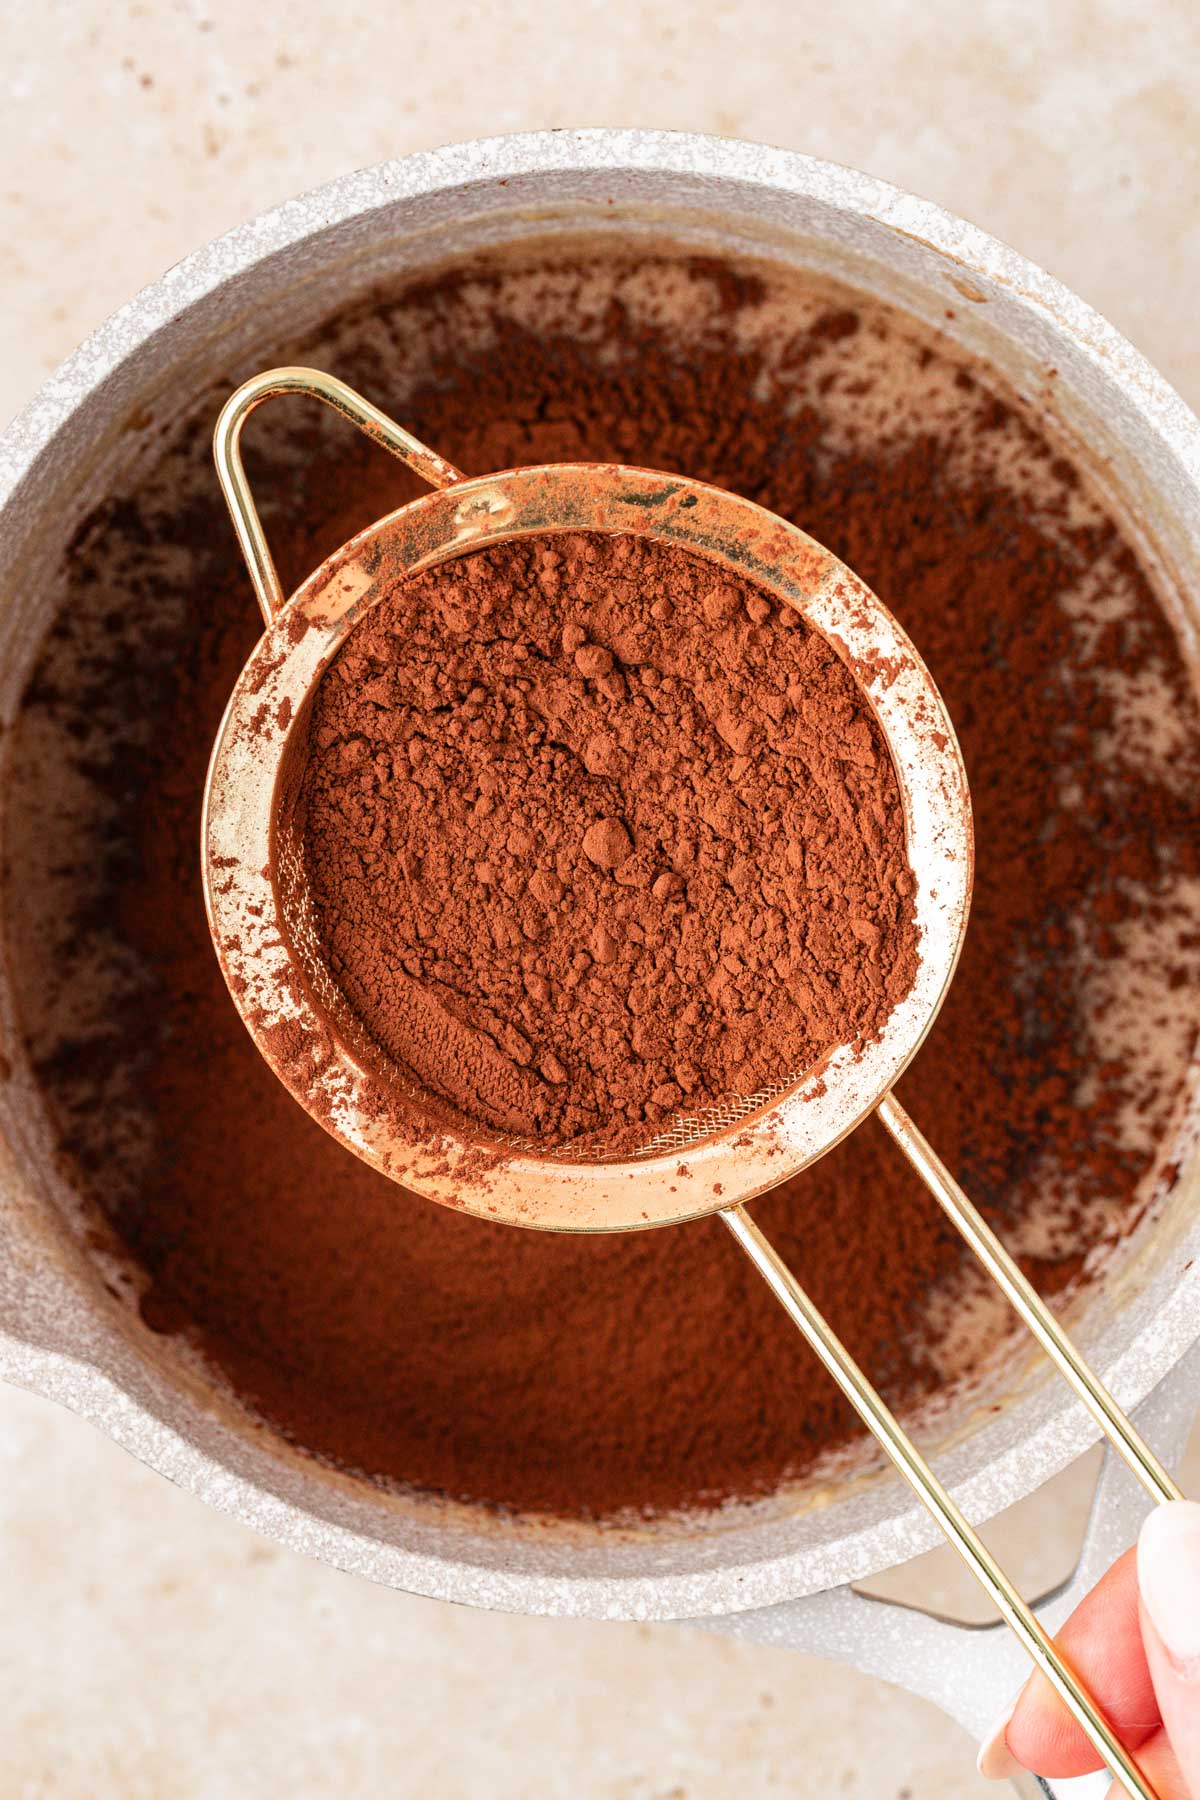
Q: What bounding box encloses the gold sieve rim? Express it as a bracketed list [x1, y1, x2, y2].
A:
[202, 379, 973, 1234]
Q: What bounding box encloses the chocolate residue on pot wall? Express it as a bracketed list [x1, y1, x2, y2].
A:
[293, 532, 918, 1151]
[7, 247, 1200, 1519]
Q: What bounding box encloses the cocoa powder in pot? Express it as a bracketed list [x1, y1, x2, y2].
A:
[294, 532, 918, 1149]
[11, 250, 1200, 1519]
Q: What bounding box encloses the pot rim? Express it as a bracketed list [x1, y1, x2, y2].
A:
[6, 129, 1200, 513]
[1, 128, 1198, 1621]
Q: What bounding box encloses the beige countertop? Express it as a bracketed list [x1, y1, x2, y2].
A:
[2, 2, 1198, 1794]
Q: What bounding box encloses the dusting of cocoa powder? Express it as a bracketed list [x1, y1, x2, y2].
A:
[293, 532, 917, 1150]
[8, 247, 1200, 1520]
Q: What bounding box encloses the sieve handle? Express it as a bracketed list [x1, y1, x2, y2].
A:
[875, 1094, 1182, 1508]
[696, 1342, 1200, 1792]
[721, 1203, 1164, 1798]
[212, 367, 465, 625]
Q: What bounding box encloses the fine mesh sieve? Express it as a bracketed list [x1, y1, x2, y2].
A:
[204, 368, 1181, 1798]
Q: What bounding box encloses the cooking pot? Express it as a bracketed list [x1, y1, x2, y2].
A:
[0, 131, 1196, 1794]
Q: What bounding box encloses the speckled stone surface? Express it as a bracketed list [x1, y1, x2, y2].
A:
[1, 3, 1199, 1794]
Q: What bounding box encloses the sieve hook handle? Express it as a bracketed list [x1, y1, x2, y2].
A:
[721, 1202, 1169, 1799]
[213, 367, 465, 625]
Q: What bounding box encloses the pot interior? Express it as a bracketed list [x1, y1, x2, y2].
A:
[0, 146, 1196, 1618]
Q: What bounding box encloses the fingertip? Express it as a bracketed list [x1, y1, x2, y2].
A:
[976, 1688, 1023, 1780]
[1004, 1667, 1110, 1778]
[1138, 1500, 1200, 1675]
[1002, 1548, 1157, 1778]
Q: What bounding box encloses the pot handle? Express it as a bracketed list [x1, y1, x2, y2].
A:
[212, 367, 464, 624]
[696, 1332, 1200, 1795]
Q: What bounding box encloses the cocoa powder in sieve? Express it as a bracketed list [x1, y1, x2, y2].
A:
[294, 532, 917, 1149]
[12, 250, 1200, 1519]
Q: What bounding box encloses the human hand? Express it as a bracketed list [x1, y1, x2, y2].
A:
[977, 1499, 1200, 1797]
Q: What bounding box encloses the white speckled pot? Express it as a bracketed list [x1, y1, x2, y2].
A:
[0, 134, 1196, 1777]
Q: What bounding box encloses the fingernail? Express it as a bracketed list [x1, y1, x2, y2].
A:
[976, 1689, 1022, 1780]
[1139, 1499, 1200, 1675]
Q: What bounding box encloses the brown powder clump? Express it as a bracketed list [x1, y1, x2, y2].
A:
[294, 532, 918, 1149]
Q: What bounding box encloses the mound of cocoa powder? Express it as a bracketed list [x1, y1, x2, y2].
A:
[10, 249, 1200, 1519]
[295, 532, 917, 1149]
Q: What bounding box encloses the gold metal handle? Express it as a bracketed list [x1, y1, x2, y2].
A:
[722, 1203, 1161, 1799]
[212, 366, 465, 623]
[876, 1093, 1182, 1506]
